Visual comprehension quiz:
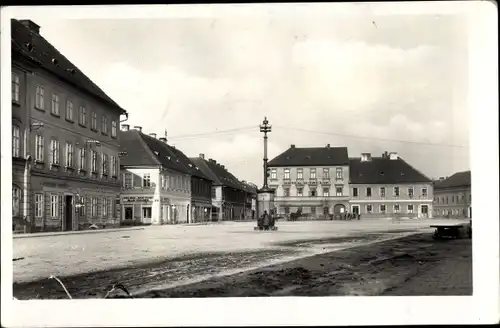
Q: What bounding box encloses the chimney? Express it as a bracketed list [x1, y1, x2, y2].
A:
[361, 153, 372, 162]
[382, 151, 389, 158]
[389, 152, 399, 160]
[290, 144, 296, 148]
[221, 165, 225, 169]
[149, 133, 157, 138]
[133, 126, 142, 132]
[20, 20, 41, 34]
[199, 153, 205, 159]
[121, 124, 130, 131]
[159, 137, 167, 143]
[326, 144, 330, 148]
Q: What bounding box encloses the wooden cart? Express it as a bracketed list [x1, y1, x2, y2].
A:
[430, 224, 466, 239]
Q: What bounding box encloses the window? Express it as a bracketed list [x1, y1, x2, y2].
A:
[311, 207, 316, 215]
[408, 187, 414, 198]
[366, 187, 372, 197]
[77, 196, 86, 216]
[79, 148, 87, 170]
[270, 168, 277, 179]
[102, 115, 108, 134]
[50, 139, 60, 165]
[284, 168, 290, 179]
[12, 125, 20, 157]
[35, 135, 44, 162]
[394, 204, 400, 213]
[380, 204, 386, 213]
[51, 93, 60, 115]
[65, 143, 74, 167]
[352, 187, 358, 197]
[436, 197, 440, 204]
[111, 156, 117, 176]
[422, 188, 428, 197]
[12, 186, 21, 217]
[310, 189, 317, 197]
[283, 188, 290, 197]
[79, 105, 87, 125]
[310, 168, 316, 179]
[284, 207, 290, 214]
[36, 85, 44, 109]
[323, 168, 330, 179]
[297, 188, 303, 197]
[103, 198, 109, 217]
[336, 167, 343, 180]
[394, 186, 400, 197]
[143, 173, 151, 188]
[380, 187, 386, 198]
[50, 194, 59, 217]
[102, 153, 108, 176]
[323, 188, 330, 197]
[12, 73, 20, 102]
[91, 197, 98, 217]
[407, 204, 414, 213]
[336, 186, 343, 196]
[66, 100, 74, 121]
[452, 195, 455, 203]
[366, 204, 373, 213]
[124, 173, 133, 188]
[142, 207, 152, 219]
[91, 150, 97, 172]
[211, 187, 216, 198]
[111, 120, 117, 138]
[91, 111, 98, 130]
[35, 193, 43, 218]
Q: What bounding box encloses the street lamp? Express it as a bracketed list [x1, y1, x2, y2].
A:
[259, 117, 272, 189]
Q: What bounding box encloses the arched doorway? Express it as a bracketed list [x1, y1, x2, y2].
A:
[333, 204, 346, 214]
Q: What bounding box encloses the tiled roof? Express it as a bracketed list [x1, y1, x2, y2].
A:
[119, 130, 212, 181]
[11, 19, 126, 115]
[349, 157, 432, 184]
[268, 145, 349, 167]
[189, 157, 246, 191]
[434, 171, 471, 189]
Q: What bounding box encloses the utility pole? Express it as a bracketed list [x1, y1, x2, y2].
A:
[259, 117, 272, 189]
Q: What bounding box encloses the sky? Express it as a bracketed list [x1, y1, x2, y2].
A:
[11, 5, 471, 185]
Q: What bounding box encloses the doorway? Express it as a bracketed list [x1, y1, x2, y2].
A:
[421, 205, 429, 218]
[64, 195, 73, 231]
[352, 205, 360, 215]
[124, 206, 133, 220]
[334, 204, 346, 214]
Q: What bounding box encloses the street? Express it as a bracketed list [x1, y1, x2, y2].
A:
[13, 218, 470, 299]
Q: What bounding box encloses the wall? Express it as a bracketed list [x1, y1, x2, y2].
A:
[349, 183, 434, 218]
[269, 165, 350, 217]
[433, 187, 471, 218]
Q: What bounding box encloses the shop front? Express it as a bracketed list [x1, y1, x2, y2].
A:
[121, 195, 155, 225]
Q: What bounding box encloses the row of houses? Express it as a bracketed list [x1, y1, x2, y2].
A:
[10, 19, 256, 233]
[267, 145, 471, 219]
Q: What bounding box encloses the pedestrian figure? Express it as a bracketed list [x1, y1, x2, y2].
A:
[262, 210, 270, 230]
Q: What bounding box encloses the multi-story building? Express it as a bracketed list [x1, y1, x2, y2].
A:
[433, 171, 471, 218]
[240, 180, 258, 218]
[190, 155, 248, 221]
[119, 126, 213, 224]
[267, 144, 351, 218]
[349, 152, 434, 218]
[11, 19, 127, 232]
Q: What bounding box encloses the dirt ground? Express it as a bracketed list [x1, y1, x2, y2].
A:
[13, 231, 472, 299]
[133, 233, 472, 298]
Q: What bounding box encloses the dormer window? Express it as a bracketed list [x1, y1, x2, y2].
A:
[380, 172, 385, 175]
[154, 151, 159, 156]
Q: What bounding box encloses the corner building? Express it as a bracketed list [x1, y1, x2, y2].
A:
[268, 144, 351, 218]
[11, 19, 127, 232]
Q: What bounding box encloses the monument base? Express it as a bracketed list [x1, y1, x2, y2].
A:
[255, 187, 277, 231]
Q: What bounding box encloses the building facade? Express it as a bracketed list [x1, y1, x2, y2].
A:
[268, 144, 351, 218]
[433, 171, 471, 218]
[119, 126, 213, 224]
[190, 156, 248, 221]
[349, 152, 434, 219]
[11, 19, 127, 232]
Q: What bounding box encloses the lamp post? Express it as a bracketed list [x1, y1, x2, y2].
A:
[259, 117, 272, 189]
